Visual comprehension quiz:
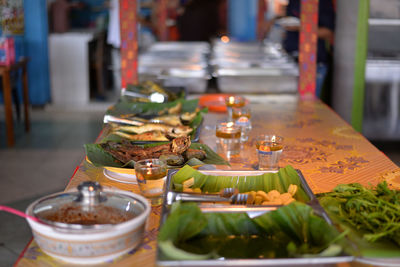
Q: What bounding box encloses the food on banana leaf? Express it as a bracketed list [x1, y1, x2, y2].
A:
[116, 112, 199, 127]
[181, 183, 298, 206]
[125, 81, 184, 103]
[159, 153, 185, 166]
[167, 101, 182, 115]
[114, 131, 169, 141]
[110, 123, 193, 140]
[180, 111, 198, 125]
[100, 136, 191, 165]
[158, 202, 350, 260]
[184, 148, 206, 161]
[171, 165, 311, 203]
[150, 115, 183, 126]
[85, 137, 230, 168]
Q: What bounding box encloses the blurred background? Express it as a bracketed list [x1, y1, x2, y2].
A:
[1, 0, 400, 265]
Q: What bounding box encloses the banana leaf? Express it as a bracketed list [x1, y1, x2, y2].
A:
[158, 202, 350, 260]
[106, 98, 199, 118]
[123, 82, 185, 102]
[84, 141, 229, 169]
[171, 165, 310, 202]
[105, 99, 207, 141]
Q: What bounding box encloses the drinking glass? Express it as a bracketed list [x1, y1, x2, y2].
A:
[216, 121, 241, 157]
[225, 95, 246, 121]
[255, 135, 284, 171]
[134, 159, 167, 205]
[232, 106, 252, 142]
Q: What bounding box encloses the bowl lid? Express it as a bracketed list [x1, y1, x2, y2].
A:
[27, 181, 147, 230]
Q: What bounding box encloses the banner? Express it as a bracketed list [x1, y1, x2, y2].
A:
[0, 0, 25, 35]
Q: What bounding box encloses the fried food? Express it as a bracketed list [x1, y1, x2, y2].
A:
[111, 123, 193, 139]
[100, 136, 192, 165]
[114, 131, 169, 141]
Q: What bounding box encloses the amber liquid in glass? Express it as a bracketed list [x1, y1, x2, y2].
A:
[215, 127, 241, 139]
[256, 141, 283, 152]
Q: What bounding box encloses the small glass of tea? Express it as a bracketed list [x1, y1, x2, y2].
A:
[134, 159, 167, 205]
[225, 95, 246, 121]
[255, 134, 284, 171]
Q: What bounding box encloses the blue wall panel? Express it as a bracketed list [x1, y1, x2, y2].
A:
[228, 0, 258, 41]
[24, 0, 50, 106]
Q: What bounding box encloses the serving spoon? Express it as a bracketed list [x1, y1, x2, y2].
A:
[0, 205, 41, 223]
[166, 191, 251, 205]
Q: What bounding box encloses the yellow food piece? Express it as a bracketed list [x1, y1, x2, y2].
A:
[280, 193, 292, 203]
[182, 177, 195, 188]
[183, 188, 193, 193]
[283, 198, 295, 205]
[265, 200, 283, 205]
[254, 196, 263, 205]
[248, 191, 257, 201]
[246, 193, 255, 205]
[288, 184, 298, 196]
[267, 190, 280, 200]
[256, 191, 269, 201]
[193, 188, 202, 193]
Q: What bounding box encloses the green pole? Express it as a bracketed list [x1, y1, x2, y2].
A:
[351, 0, 370, 132]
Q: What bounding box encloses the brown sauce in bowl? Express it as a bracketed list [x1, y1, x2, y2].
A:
[40, 205, 136, 225]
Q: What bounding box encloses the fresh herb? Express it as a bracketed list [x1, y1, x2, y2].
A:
[318, 181, 400, 246]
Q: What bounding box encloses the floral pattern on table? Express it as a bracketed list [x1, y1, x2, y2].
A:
[318, 156, 369, 174]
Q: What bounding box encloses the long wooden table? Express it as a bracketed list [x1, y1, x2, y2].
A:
[15, 98, 400, 266]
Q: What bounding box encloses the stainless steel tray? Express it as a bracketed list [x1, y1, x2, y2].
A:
[216, 72, 298, 94]
[157, 169, 354, 266]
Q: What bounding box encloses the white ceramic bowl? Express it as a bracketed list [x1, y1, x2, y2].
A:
[25, 184, 151, 264]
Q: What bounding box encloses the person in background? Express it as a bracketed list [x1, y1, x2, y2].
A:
[263, 0, 335, 98]
[283, 0, 335, 97]
[177, 0, 225, 42]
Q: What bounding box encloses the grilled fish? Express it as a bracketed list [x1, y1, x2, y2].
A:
[112, 123, 192, 138]
[100, 136, 192, 164]
[113, 131, 169, 141]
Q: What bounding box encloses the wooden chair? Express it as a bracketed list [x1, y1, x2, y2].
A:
[0, 58, 30, 147]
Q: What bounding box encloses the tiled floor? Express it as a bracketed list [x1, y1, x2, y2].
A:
[0, 102, 399, 267]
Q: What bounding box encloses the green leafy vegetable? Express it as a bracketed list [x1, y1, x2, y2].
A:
[317, 182, 400, 257]
[318, 182, 400, 245]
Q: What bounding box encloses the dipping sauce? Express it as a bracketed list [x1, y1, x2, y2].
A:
[40, 205, 135, 225]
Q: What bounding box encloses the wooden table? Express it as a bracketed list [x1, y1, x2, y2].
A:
[15, 98, 400, 266]
[0, 58, 30, 147]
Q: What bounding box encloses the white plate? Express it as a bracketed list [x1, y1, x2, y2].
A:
[103, 168, 137, 184]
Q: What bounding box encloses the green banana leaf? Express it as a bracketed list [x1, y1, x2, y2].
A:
[158, 202, 350, 260]
[123, 83, 185, 102]
[84, 141, 229, 169]
[171, 165, 310, 202]
[106, 98, 199, 117]
[105, 98, 207, 141]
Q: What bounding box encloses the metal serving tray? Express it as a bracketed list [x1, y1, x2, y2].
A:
[163, 169, 316, 206]
[157, 169, 354, 266]
[214, 67, 298, 94]
[147, 41, 211, 54]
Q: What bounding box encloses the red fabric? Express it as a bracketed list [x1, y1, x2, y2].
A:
[119, 0, 138, 88]
[298, 0, 319, 98]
